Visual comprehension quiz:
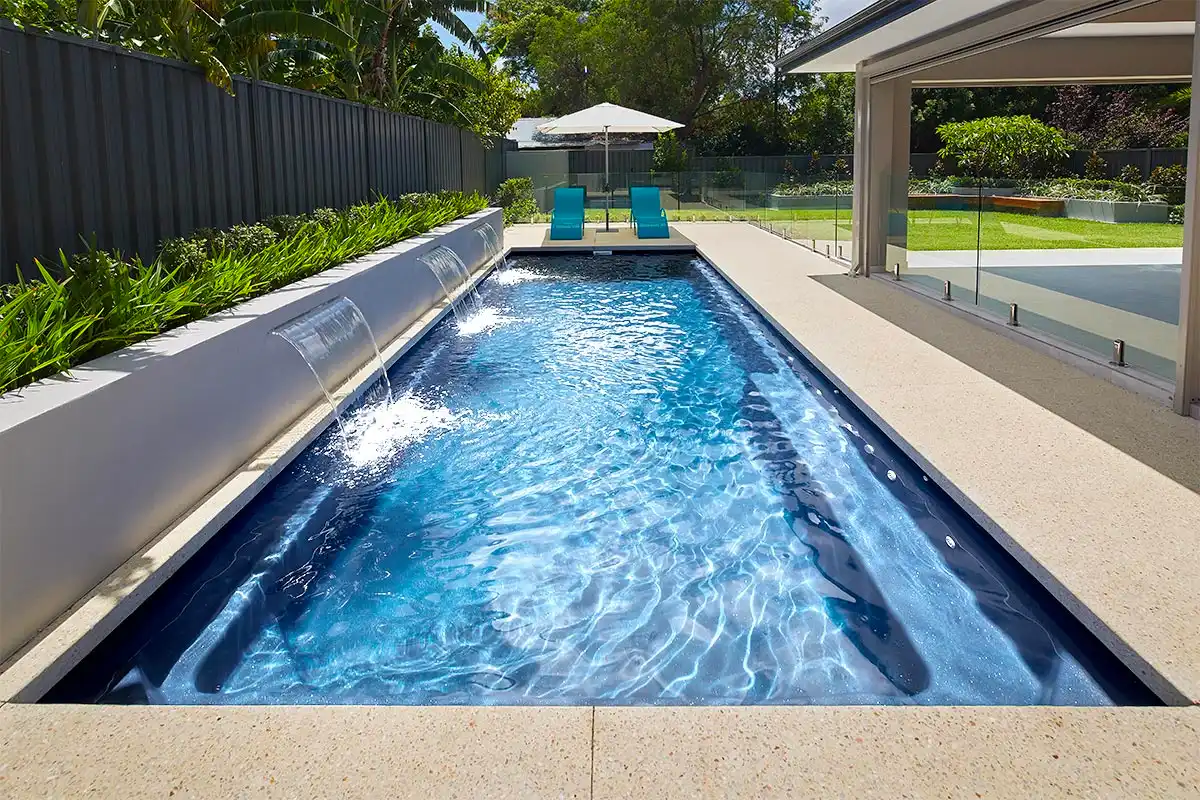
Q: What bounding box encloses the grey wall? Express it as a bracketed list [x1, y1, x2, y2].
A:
[0, 208, 501, 663]
[0, 22, 496, 282]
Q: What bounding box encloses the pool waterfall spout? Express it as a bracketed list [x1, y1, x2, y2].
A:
[272, 296, 392, 437]
[420, 246, 482, 324]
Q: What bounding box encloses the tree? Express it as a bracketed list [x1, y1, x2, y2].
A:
[1048, 85, 1188, 150]
[486, 0, 815, 129]
[937, 116, 1069, 179]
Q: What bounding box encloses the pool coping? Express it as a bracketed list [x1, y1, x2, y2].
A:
[2, 223, 1197, 799]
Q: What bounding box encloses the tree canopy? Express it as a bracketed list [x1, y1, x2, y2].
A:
[0, 0, 524, 138]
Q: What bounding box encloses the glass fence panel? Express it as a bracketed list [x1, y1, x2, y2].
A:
[974, 179, 1182, 382]
[902, 181, 983, 299]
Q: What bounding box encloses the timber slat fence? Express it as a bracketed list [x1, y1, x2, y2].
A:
[0, 22, 494, 283]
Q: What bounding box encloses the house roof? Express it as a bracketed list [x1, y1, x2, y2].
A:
[777, 0, 1018, 73]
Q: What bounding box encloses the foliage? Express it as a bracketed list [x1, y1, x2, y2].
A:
[771, 179, 852, 196]
[0, 192, 486, 395]
[1169, 205, 1186, 225]
[937, 116, 1069, 179]
[1083, 151, 1107, 180]
[490, 177, 537, 224]
[0, 0, 522, 137]
[1118, 164, 1144, 185]
[1049, 85, 1189, 150]
[910, 87, 1056, 153]
[1025, 178, 1159, 202]
[652, 132, 689, 173]
[1150, 164, 1188, 205]
[485, 0, 816, 128]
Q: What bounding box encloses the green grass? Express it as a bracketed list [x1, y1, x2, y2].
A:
[905, 210, 1184, 250]
[527, 207, 1184, 250]
[0, 192, 487, 395]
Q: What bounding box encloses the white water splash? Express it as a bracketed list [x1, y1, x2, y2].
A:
[340, 393, 460, 470]
[493, 268, 548, 286]
[457, 306, 521, 336]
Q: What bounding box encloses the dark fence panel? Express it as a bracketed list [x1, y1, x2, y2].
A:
[0, 23, 490, 283]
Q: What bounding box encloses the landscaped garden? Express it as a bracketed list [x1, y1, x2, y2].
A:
[0, 192, 486, 395]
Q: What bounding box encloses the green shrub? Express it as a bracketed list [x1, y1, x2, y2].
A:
[490, 178, 538, 225]
[937, 116, 1070, 179]
[1169, 204, 1186, 225]
[0, 192, 487, 395]
[772, 179, 854, 196]
[1150, 164, 1188, 205]
[217, 223, 277, 254]
[1083, 151, 1107, 179]
[1026, 178, 1159, 202]
[157, 236, 209, 278]
[263, 214, 309, 238]
[1117, 164, 1144, 185]
[309, 207, 341, 229]
[651, 131, 689, 173]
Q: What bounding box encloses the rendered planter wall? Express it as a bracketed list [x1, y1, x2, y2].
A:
[0, 208, 502, 661]
[1063, 198, 1170, 224]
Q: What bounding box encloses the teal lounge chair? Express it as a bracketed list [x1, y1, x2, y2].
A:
[550, 187, 585, 240]
[631, 186, 670, 239]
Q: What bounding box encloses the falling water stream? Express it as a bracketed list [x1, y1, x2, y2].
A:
[419, 246, 482, 323]
[272, 296, 392, 437]
[475, 222, 506, 271]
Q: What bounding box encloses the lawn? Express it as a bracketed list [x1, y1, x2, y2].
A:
[530, 208, 1185, 250]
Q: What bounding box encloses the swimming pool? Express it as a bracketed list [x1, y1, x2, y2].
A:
[47, 252, 1153, 706]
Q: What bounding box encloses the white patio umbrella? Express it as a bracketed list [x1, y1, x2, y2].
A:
[537, 103, 683, 232]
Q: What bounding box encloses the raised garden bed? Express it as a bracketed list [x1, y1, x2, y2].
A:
[0, 208, 501, 662]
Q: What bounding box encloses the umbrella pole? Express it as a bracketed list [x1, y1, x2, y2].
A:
[604, 127, 611, 233]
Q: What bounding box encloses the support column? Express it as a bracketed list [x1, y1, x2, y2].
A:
[852, 73, 911, 277]
[1175, 8, 1200, 415]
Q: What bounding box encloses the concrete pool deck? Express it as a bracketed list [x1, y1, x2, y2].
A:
[2, 223, 1198, 798]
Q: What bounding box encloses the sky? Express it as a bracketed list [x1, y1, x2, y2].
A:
[435, 1, 872, 49]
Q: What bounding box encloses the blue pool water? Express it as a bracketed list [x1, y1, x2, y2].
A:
[49, 253, 1152, 706]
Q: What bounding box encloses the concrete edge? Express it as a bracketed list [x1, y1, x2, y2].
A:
[0, 253, 502, 703]
[693, 239, 1189, 706]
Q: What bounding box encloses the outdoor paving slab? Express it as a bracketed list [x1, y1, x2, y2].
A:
[592, 706, 1200, 799]
[0, 704, 592, 799]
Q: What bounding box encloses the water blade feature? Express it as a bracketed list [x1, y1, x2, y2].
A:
[419, 246, 482, 323]
[475, 222, 506, 271]
[272, 296, 392, 435]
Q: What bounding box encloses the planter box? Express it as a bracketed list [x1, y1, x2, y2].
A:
[0, 208, 502, 661]
[767, 194, 853, 210]
[1063, 198, 1170, 224]
[948, 187, 1021, 197]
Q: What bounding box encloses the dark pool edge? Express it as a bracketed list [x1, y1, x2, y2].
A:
[695, 245, 1189, 707]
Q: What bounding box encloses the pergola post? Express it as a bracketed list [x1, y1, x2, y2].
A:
[1176, 4, 1200, 416]
[852, 74, 912, 277]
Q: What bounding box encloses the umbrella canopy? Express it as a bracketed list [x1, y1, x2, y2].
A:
[536, 103, 683, 135]
[537, 103, 682, 232]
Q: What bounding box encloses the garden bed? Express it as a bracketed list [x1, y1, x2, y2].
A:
[0, 206, 501, 662]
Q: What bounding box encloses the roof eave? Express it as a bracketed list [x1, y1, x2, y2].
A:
[776, 0, 939, 73]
